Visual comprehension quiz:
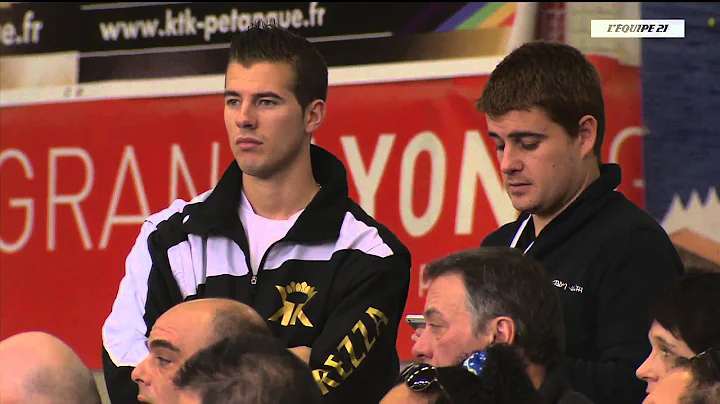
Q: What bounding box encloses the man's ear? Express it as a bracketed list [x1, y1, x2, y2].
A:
[577, 115, 598, 159]
[304, 99, 326, 134]
[487, 316, 517, 345]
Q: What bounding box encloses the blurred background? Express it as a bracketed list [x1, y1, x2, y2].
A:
[1, 2, 718, 402]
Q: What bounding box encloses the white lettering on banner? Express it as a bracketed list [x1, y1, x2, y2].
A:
[172, 142, 224, 201]
[99, 146, 151, 250]
[47, 148, 95, 251]
[1, 143, 223, 253]
[0, 149, 35, 253]
[0, 126, 640, 253]
[0, 10, 43, 47]
[417, 263, 429, 297]
[400, 131, 446, 238]
[170, 144, 199, 204]
[456, 131, 516, 234]
[210, 141, 221, 189]
[341, 134, 395, 218]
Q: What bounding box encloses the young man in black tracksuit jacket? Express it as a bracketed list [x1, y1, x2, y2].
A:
[101, 23, 411, 404]
[476, 42, 684, 404]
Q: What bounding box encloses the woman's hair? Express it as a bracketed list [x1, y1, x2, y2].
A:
[650, 269, 720, 354]
[675, 346, 720, 404]
[434, 344, 543, 404]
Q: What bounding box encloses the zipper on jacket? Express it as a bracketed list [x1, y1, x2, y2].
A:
[250, 274, 258, 296]
[249, 239, 283, 301]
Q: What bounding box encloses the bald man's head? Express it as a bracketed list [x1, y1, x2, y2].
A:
[0, 332, 101, 404]
[132, 298, 271, 403]
[207, 298, 270, 343]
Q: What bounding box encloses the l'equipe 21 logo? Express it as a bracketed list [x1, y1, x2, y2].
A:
[591, 19, 685, 38]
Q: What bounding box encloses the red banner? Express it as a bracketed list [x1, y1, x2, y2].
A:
[0, 55, 644, 369]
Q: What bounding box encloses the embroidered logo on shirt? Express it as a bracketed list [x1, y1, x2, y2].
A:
[268, 281, 317, 327]
[553, 279, 584, 294]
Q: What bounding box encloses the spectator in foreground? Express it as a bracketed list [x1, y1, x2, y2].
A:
[642, 346, 720, 404]
[173, 334, 323, 404]
[411, 247, 592, 403]
[0, 331, 102, 404]
[636, 269, 720, 394]
[130, 298, 273, 403]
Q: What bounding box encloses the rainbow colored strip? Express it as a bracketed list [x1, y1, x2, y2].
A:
[436, 2, 517, 32]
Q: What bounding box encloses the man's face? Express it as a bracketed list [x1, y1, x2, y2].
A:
[224, 61, 320, 180]
[486, 107, 591, 219]
[642, 368, 692, 404]
[131, 305, 214, 403]
[636, 321, 695, 394]
[411, 273, 493, 366]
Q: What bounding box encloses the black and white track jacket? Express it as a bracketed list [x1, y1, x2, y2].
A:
[102, 145, 412, 404]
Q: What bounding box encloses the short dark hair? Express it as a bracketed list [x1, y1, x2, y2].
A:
[679, 347, 720, 404]
[650, 270, 720, 354]
[477, 41, 606, 160]
[227, 21, 328, 111]
[173, 335, 324, 404]
[424, 247, 565, 369]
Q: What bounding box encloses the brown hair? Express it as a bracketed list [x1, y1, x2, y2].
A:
[477, 41, 606, 160]
[228, 21, 328, 111]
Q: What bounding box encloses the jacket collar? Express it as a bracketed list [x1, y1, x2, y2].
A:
[537, 365, 573, 403]
[517, 163, 623, 256]
[185, 144, 350, 243]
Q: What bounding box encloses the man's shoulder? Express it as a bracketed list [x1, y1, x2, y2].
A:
[594, 193, 676, 247]
[603, 192, 667, 230]
[480, 216, 525, 247]
[584, 193, 684, 276]
[343, 201, 411, 261]
[144, 189, 213, 228]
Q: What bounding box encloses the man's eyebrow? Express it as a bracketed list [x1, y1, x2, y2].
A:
[223, 90, 284, 100]
[508, 131, 547, 140]
[488, 131, 546, 140]
[253, 91, 283, 100]
[423, 307, 443, 320]
[147, 338, 181, 353]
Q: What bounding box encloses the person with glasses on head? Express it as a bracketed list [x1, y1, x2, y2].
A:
[382, 343, 542, 404]
[636, 269, 720, 397]
[410, 247, 592, 403]
[642, 346, 720, 404]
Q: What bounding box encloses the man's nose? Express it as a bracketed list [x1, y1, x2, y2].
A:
[410, 327, 431, 362]
[235, 104, 258, 130]
[500, 145, 522, 174]
[132, 358, 150, 385]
